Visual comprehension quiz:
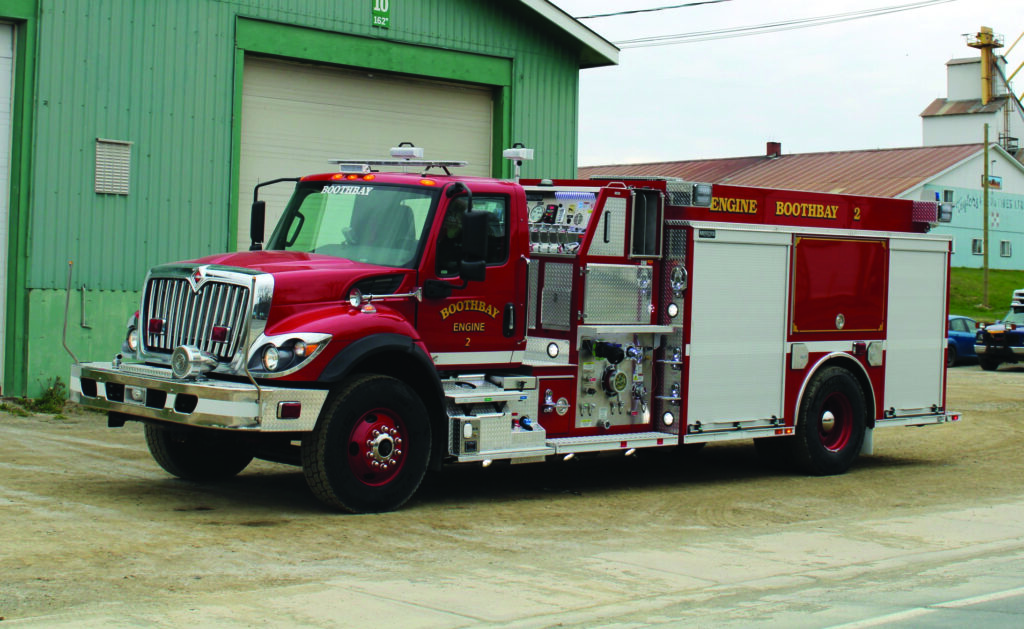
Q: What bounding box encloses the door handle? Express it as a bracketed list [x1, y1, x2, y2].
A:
[503, 302, 515, 338]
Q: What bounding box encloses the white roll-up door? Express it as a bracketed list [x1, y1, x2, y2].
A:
[687, 229, 791, 426]
[0, 23, 14, 391]
[238, 56, 494, 252]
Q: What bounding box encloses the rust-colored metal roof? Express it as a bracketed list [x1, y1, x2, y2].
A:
[578, 144, 983, 198]
[921, 96, 1008, 117]
[579, 156, 765, 183]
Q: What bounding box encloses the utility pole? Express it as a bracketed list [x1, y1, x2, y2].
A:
[983, 123, 990, 308]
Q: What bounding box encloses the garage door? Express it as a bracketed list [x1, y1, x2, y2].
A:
[238, 56, 494, 252]
[0, 23, 13, 392]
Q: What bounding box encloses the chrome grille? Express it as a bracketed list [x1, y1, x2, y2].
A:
[143, 278, 251, 361]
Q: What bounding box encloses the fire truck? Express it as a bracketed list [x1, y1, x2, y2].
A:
[69, 146, 959, 513]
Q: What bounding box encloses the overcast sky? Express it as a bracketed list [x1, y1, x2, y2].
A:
[546, 0, 1021, 166]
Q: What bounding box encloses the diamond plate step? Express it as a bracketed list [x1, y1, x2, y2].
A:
[546, 431, 678, 454]
[443, 379, 531, 404]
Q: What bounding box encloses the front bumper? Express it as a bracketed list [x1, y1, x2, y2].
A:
[973, 343, 1024, 357]
[70, 361, 328, 431]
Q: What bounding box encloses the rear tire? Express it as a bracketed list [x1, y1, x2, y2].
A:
[792, 366, 867, 476]
[946, 344, 957, 367]
[302, 374, 430, 513]
[979, 356, 1000, 371]
[145, 424, 254, 481]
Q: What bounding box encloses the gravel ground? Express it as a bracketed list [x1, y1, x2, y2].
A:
[1, 364, 1021, 626]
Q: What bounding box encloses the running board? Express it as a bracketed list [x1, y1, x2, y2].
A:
[546, 431, 677, 454]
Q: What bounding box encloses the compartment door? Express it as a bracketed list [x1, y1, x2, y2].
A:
[686, 229, 790, 427]
[884, 239, 948, 414]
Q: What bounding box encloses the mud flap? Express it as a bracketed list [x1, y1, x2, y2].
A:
[860, 427, 874, 455]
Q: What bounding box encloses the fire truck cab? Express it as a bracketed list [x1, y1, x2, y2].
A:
[70, 147, 958, 512]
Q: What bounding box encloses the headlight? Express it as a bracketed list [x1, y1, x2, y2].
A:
[122, 311, 140, 355]
[248, 334, 331, 376]
[262, 346, 280, 371]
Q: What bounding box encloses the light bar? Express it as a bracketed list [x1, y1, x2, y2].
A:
[337, 163, 371, 174]
[327, 159, 468, 169]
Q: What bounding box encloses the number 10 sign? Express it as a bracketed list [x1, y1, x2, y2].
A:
[372, 0, 391, 28]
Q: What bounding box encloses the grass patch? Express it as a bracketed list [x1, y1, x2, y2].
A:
[23, 377, 68, 415]
[0, 401, 31, 417]
[949, 267, 1024, 323]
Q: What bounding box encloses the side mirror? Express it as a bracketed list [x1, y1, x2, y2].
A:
[458, 259, 486, 283]
[461, 210, 490, 263]
[446, 182, 472, 202]
[250, 200, 266, 251]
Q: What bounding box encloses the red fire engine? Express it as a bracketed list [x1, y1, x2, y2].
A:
[69, 146, 959, 513]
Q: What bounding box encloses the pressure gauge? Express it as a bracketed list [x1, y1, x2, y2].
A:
[529, 204, 545, 222]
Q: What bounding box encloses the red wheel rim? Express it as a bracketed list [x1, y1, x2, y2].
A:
[347, 408, 407, 487]
[819, 391, 853, 451]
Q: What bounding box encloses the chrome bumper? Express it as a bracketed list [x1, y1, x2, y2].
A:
[70, 361, 328, 431]
[974, 344, 1024, 356]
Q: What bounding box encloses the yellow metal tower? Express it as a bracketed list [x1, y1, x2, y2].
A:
[967, 26, 1004, 105]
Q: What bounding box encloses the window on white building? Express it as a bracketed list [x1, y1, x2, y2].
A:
[943, 189, 954, 203]
[1001, 241, 1012, 257]
[972, 239, 984, 255]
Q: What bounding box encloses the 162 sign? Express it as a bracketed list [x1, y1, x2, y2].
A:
[372, 0, 390, 28]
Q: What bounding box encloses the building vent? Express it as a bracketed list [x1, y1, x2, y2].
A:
[95, 138, 132, 195]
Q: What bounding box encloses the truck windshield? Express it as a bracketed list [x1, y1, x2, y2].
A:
[1004, 308, 1024, 325]
[267, 182, 440, 268]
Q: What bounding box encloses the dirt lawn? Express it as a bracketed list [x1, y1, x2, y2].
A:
[1, 365, 1022, 626]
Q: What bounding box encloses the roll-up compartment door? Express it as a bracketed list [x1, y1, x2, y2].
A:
[686, 228, 790, 427]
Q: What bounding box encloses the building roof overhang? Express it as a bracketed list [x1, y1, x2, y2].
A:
[921, 96, 1008, 117]
[517, 0, 619, 68]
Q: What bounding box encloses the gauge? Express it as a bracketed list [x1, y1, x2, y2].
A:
[529, 204, 545, 222]
[573, 213, 584, 225]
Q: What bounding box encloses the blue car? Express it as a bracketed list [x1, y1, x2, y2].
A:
[947, 314, 977, 367]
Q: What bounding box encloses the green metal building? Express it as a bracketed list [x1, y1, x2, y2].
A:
[1, 0, 617, 397]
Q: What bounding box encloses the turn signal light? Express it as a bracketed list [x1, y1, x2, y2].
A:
[277, 402, 301, 419]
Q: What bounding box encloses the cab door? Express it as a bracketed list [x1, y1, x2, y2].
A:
[417, 186, 526, 367]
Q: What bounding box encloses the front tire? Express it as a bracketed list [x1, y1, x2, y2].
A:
[145, 424, 254, 481]
[792, 366, 867, 476]
[979, 355, 1000, 371]
[946, 344, 957, 367]
[302, 374, 431, 513]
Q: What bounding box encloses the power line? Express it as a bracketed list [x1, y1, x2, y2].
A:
[575, 1, 733, 20]
[606, 0, 958, 48]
